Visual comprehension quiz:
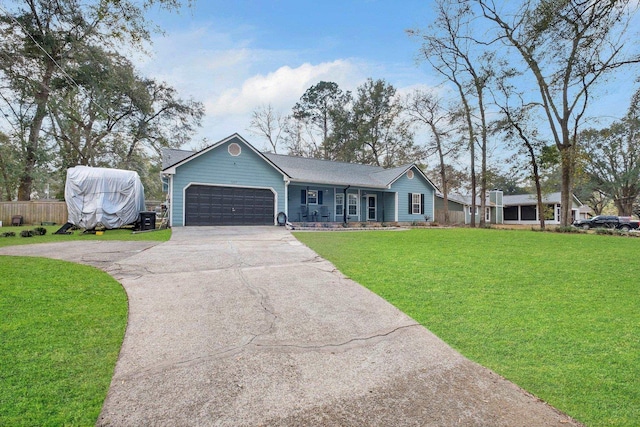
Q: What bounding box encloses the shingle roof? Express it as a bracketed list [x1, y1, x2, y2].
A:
[162, 148, 194, 170]
[161, 134, 434, 190]
[503, 192, 562, 205]
[263, 153, 415, 188]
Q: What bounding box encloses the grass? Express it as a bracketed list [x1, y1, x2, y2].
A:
[0, 256, 128, 426]
[294, 228, 640, 427]
[0, 225, 171, 248]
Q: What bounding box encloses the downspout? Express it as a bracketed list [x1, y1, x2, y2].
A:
[284, 179, 290, 221]
[306, 185, 309, 220]
[343, 185, 350, 224]
[167, 174, 174, 227]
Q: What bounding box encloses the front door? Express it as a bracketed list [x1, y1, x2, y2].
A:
[367, 195, 377, 221]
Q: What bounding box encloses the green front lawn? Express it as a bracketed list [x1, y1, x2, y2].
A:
[0, 225, 171, 248]
[0, 257, 128, 426]
[294, 228, 640, 426]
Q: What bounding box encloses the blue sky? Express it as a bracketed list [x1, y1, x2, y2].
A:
[139, 0, 639, 153]
[140, 0, 440, 149]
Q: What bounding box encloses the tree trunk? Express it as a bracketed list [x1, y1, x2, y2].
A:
[438, 148, 450, 224]
[17, 61, 55, 200]
[559, 146, 574, 226]
[478, 86, 487, 227]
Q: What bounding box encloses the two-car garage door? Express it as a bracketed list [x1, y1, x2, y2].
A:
[185, 185, 275, 226]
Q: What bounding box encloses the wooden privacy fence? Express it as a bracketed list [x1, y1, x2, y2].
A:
[434, 209, 465, 225]
[0, 202, 68, 226]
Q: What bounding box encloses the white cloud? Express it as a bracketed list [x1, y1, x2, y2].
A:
[209, 60, 364, 115]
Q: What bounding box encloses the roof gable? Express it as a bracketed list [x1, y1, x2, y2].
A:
[162, 134, 288, 178]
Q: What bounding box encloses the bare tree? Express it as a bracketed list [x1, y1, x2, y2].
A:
[406, 89, 460, 223]
[491, 76, 548, 229]
[475, 0, 640, 225]
[409, 0, 493, 226]
[247, 104, 288, 154]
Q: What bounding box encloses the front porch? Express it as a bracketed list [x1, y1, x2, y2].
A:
[287, 184, 397, 224]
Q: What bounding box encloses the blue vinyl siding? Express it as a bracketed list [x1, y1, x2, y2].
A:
[391, 167, 435, 222]
[382, 192, 396, 222]
[170, 137, 285, 226]
[288, 185, 336, 222]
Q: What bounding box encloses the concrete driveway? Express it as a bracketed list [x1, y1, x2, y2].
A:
[1, 227, 581, 426]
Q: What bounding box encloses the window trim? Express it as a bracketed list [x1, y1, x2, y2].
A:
[335, 192, 344, 220]
[347, 193, 358, 217]
[412, 193, 421, 215]
[307, 189, 318, 205]
[408, 192, 424, 215]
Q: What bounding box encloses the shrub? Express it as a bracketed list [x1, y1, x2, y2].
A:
[20, 230, 34, 238]
[595, 227, 615, 235]
[1, 232, 16, 237]
[555, 226, 581, 233]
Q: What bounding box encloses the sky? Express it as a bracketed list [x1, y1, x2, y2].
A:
[138, 0, 441, 150]
[138, 0, 640, 153]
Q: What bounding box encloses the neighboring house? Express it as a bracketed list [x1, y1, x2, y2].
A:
[461, 190, 505, 225]
[578, 204, 594, 220]
[449, 190, 504, 225]
[434, 193, 467, 224]
[452, 190, 582, 225]
[161, 134, 437, 226]
[502, 192, 582, 225]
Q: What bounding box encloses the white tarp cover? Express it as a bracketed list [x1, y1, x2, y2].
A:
[65, 166, 145, 229]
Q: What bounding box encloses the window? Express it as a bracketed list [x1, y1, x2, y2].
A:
[504, 206, 518, 220]
[485, 207, 491, 222]
[335, 193, 344, 217]
[307, 190, 318, 205]
[521, 205, 536, 220]
[468, 206, 478, 215]
[408, 193, 424, 215]
[412, 193, 421, 214]
[348, 193, 358, 216]
[228, 143, 241, 156]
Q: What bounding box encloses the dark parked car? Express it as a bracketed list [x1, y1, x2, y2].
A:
[573, 215, 640, 231]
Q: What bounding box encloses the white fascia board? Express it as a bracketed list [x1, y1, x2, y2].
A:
[287, 178, 388, 189]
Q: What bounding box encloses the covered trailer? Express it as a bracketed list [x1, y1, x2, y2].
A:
[64, 166, 145, 230]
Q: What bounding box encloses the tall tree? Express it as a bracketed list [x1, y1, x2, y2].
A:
[491, 72, 551, 229]
[292, 81, 351, 159]
[410, 0, 493, 226]
[406, 89, 460, 223]
[47, 45, 203, 194]
[350, 78, 418, 167]
[475, 0, 640, 225]
[0, 0, 187, 200]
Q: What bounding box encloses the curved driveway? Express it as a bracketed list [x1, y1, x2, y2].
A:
[1, 227, 581, 426]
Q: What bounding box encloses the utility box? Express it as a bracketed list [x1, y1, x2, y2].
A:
[139, 211, 156, 231]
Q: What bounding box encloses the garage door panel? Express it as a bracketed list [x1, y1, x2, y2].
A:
[185, 185, 274, 226]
